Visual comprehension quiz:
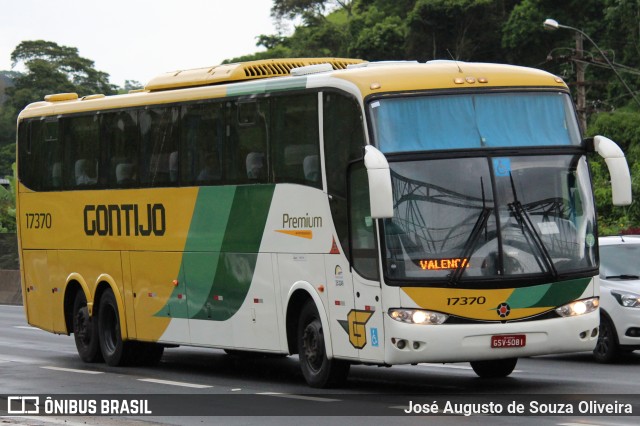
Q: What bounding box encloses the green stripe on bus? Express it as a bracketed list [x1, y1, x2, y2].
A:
[192, 185, 275, 320]
[155, 185, 275, 321]
[506, 277, 591, 308]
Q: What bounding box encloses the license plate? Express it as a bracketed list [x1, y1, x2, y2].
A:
[491, 334, 526, 348]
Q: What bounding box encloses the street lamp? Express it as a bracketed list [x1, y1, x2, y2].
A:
[543, 18, 640, 111]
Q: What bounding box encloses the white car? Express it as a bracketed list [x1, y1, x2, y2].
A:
[594, 236, 640, 362]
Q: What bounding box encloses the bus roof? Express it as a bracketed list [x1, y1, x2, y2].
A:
[18, 58, 567, 119]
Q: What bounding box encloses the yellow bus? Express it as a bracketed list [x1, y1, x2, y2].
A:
[17, 58, 631, 387]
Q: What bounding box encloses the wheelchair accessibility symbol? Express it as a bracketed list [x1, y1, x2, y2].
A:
[371, 328, 379, 347]
[493, 158, 511, 177]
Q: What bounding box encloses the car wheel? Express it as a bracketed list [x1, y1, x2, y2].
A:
[593, 314, 619, 363]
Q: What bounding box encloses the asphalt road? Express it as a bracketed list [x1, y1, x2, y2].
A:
[1, 304, 638, 425]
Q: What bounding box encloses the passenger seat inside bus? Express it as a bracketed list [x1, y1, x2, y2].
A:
[246, 152, 265, 180]
[115, 163, 136, 186]
[75, 159, 98, 186]
[303, 155, 319, 183]
[283, 144, 316, 183]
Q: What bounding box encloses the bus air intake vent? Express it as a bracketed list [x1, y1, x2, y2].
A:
[145, 58, 365, 91]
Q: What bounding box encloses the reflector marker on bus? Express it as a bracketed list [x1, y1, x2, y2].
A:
[148, 292, 156, 298]
[177, 294, 185, 300]
[335, 300, 345, 306]
[213, 295, 224, 301]
[329, 237, 340, 254]
[365, 305, 375, 311]
[253, 298, 263, 304]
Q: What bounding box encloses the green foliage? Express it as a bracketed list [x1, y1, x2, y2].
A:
[0, 163, 16, 233]
[587, 109, 640, 234]
[7, 40, 118, 110]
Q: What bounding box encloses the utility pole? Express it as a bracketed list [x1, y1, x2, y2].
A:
[575, 33, 587, 132]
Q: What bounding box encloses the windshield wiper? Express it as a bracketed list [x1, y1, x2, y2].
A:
[449, 177, 491, 286]
[508, 173, 558, 279]
[605, 274, 640, 280]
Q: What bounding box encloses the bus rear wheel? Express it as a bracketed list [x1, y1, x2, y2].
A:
[72, 291, 102, 363]
[98, 288, 134, 366]
[470, 358, 518, 378]
[297, 301, 350, 388]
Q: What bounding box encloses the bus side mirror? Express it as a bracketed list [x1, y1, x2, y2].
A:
[364, 145, 394, 218]
[593, 135, 632, 206]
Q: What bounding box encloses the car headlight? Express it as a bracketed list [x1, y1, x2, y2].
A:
[611, 291, 640, 308]
[388, 308, 448, 325]
[555, 297, 599, 317]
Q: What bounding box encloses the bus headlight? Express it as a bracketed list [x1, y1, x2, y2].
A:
[555, 297, 599, 317]
[611, 291, 640, 308]
[388, 308, 448, 325]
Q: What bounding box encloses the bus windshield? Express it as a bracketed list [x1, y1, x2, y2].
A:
[369, 92, 582, 152]
[381, 154, 596, 284]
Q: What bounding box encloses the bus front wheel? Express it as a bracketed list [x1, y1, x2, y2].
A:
[470, 358, 518, 378]
[72, 291, 102, 363]
[297, 301, 350, 388]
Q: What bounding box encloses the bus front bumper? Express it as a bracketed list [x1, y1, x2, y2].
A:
[383, 309, 599, 365]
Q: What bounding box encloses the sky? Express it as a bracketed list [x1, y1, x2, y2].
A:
[0, 0, 277, 88]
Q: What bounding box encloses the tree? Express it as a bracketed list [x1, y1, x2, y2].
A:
[407, 0, 512, 62]
[587, 109, 640, 234]
[7, 40, 118, 110]
[0, 163, 16, 233]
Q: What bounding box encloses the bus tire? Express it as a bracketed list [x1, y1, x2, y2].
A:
[470, 358, 518, 378]
[297, 301, 350, 388]
[98, 288, 134, 366]
[593, 314, 619, 363]
[72, 291, 102, 363]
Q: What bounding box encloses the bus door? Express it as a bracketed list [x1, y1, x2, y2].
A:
[347, 163, 385, 362]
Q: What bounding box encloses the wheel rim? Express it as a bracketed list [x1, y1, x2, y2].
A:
[75, 307, 91, 345]
[302, 321, 324, 373]
[101, 304, 119, 354]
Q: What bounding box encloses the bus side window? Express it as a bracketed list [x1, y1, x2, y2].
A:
[140, 107, 179, 187]
[181, 102, 224, 186]
[62, 114, 101, 189]
[271, 93, 320, 187]
[44, 119, 62, 190]
[18, 119, 43, 191]
[233, 99, 269, 184]
[103, 110, 138, 188]
[323, 92, 366, 256]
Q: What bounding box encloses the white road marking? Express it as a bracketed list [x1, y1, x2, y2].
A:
[138, 378, 212, 388]
[41, 366, 104, 374]
[257, 392, 339, 402]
